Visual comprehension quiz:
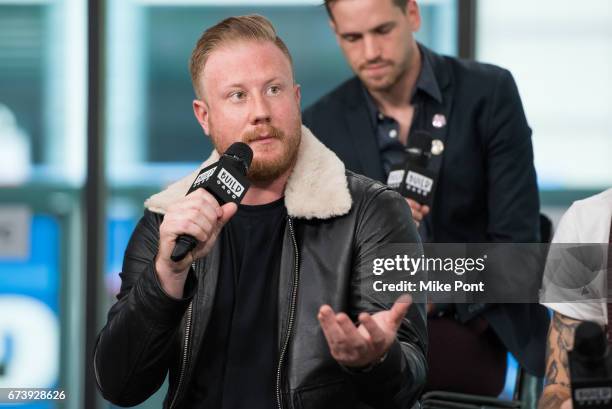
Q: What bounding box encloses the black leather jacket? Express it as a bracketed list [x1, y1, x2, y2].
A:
[94, 129, 427, 409]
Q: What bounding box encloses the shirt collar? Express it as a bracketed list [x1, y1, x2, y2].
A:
[362, 43, 443, 123]
[415, 43, 443, 103]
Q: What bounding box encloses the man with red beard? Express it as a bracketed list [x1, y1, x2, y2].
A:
[94, 14, 426, 409]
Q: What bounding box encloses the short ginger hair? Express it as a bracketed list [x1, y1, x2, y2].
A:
[189, 14, 294, 98]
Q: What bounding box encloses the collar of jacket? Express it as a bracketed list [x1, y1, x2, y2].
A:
[418, 43, 451, 96]
[144, 125, 353, 220]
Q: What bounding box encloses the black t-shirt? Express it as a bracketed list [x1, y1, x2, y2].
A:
[183, 197, 286, 409]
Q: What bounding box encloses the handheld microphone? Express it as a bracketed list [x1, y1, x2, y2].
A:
[569, 321, 612, 409]
[386, 130, 438, 207]
[170, 142, 253, 262]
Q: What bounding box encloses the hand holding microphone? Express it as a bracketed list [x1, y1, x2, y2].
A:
[386, 130, 436, 227]
[155, 142, 253, 298]
[406, 200, 430, 227]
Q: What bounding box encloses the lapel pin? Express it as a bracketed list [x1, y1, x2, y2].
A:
[432, 113, 446, 129]
[431, 139, 444, 156]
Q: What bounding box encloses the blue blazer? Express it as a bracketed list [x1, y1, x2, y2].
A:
[303, 46, 548, 377]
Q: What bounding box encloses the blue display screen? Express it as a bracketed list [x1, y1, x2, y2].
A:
[0, 215, 60, 409]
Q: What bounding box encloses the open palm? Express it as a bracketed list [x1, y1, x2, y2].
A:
[318, 295, 412, 368]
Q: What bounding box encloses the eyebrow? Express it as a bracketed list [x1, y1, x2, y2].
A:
[222, 83, 244, 90]
[339, 21, 396, 37]
[373, 21, 396, 32]
[263, 77, 283, 86]
[220, 77, 285, 92]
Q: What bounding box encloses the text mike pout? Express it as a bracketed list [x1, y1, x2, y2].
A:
[386, 130, 438, 207]
[569, 321, 612, 409]
[170, 142, 254, 262]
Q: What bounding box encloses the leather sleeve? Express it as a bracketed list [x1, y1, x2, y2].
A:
[93, 209, 197, 406]
[348, 184, 428, 409]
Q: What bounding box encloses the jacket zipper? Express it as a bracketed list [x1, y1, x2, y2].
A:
[169, 261, 196, 409]
[276, 217, 300, 409]
[169, 224, 299, 409]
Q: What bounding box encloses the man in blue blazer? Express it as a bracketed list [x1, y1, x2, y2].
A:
[303, 0, 549, 396]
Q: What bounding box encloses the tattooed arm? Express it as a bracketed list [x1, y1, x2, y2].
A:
[538, 311, 581, 409]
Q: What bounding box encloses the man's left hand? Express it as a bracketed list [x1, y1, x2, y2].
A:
[317, 295, 411, 369]
[406, 199, 430, 228]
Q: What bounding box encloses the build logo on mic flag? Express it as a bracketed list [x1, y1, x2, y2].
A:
[403, 165, 437, 206]
[405, 171, 434, 196]
[186, 160, 250, 204]
[387, 169, 405, 190]
[188, 163, 219, 195]
[193, 166, 217, 188]
[386, 163, 437, 207]
[217, 168, 245, 199]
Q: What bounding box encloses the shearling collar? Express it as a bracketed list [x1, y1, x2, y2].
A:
[144, 125, 352, 220]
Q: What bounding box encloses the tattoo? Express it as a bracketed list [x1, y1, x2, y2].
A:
[547, 361, 559, 385]
[538, 392, 567, 409]
[544, 312, 580, 387]
[540, 312, 580, 409]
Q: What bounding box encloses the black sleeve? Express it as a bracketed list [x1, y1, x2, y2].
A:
[348, 186, 428, 409]
[93, 209, 198, 406]
[456, 69, 542, 327]
[484, 69, 540, 242]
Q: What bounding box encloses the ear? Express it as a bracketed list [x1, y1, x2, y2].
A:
[294, 84, 301, 109]
[193, 99, 210, 135]
[407, 0, 421, 32]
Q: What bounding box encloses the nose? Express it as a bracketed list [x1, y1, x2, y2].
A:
[363, 35, 381, 62]
[249, 92, 272, 125]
